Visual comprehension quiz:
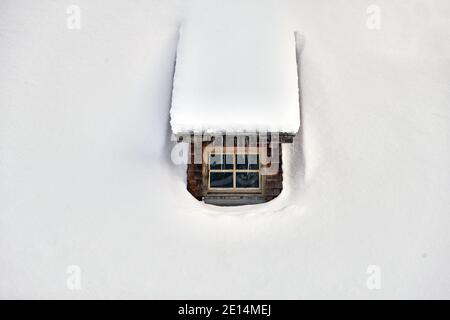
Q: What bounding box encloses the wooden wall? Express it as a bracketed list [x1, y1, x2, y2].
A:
[186, 138, 284, 203]
[186, 142, 204, 200]
[263, 142, 283, 201]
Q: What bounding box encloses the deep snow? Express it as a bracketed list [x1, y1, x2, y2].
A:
[170, 12, 300, 134]
[0, 0, 449, 299]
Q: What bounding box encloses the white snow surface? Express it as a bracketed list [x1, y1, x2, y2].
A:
[170, 11, 300, 134]
[1, 0, 450, 299]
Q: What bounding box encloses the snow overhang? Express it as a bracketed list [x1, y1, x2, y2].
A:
[169, 22, 300, 135]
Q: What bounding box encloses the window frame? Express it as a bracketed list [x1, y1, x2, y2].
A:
[207, 148, 262, 192]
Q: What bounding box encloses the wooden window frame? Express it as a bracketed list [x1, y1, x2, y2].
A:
[207, 147, 262, 193]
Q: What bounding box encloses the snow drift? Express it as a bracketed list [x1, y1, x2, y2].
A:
[0, 0, 449, 299]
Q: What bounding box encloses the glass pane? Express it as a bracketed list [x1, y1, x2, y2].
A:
[210, 172, 234, 188]
[236, 154, 259, 170]
[236, 172, 259, 188]
[209, 154, 233, 170]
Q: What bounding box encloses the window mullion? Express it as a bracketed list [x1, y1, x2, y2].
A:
[233, 150, 236, 189]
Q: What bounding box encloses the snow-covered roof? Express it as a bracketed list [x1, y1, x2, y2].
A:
[170, 22, 300, 135]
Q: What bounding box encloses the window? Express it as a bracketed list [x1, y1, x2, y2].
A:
[208, 152, 260, 190]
